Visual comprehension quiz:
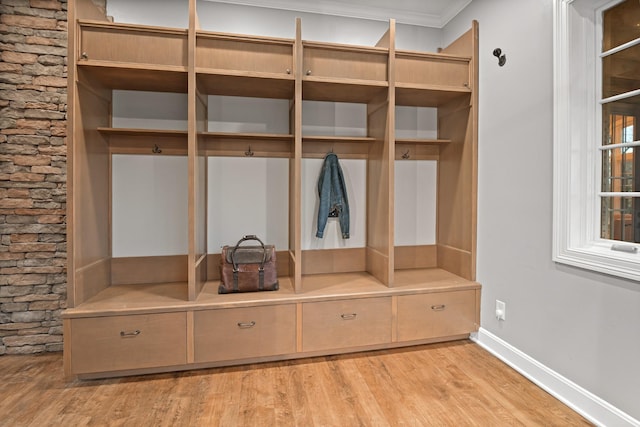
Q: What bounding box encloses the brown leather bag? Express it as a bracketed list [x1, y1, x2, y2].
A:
[218, 235, 279, 294]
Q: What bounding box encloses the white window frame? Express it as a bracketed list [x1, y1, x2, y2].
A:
[553, 0, 640, 281]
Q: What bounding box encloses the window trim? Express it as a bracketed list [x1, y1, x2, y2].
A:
[553, 0, 640, 281]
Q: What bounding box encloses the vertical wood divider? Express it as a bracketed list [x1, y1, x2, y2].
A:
[187, 0, 202, 300]
[387, 20, 397, 286]
[470, 21, 479, 282]
[187, 311, 195, 363]
[365, 20, 395, 286]
[292, 18, 303, 292]
[66, 0, 78, 309]
[296, 303, 303, 352]
[391, 295, 398, 342]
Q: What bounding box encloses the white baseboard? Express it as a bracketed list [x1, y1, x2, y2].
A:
[471, 328, 640, 427]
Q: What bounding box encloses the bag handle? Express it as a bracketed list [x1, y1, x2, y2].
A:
[231, 235, 267, 272]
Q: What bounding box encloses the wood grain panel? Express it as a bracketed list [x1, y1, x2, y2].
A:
[196, 34, 293, 74]
[111, 255, 188, 285]
[69, 312, 187, 374]
[77, 63, 188, 93]
[80, 22, 188, 67]
[70, 73, 111, 306]
[441, 26, 474, 57]
[301, 297, 391, 352]
[301, 248, 366, 275]
[206, 251, 291, 281]
[74, 258, 110, 306]
[397, 290, 476, 342]
[303, 44, 387, 82]
[366, 88, 393, 285]
[437, 244, 473, 281]
[394, 245, 437, 270]
[396, 52, 469, 88]
[194, 304, 297, 362]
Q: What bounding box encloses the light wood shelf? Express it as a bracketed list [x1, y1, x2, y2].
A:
[196, 70, 295, 99]
[97, 127, 188, 155]
[63, 268, 479, 318]
[77, 61, 188, 92]
[395, 84, 471, 107]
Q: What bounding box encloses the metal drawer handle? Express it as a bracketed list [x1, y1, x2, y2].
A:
[341, 313, 357, 320]
[431, 304, 446, 311]
[120, 330, 141, 337]
[237, 321, 256, 329]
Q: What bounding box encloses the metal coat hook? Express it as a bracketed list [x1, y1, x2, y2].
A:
[493, 48, 506, 67]
[152, 144, 162, 154]
[402, 149, 410, 159]
[245, 145, 254, 157]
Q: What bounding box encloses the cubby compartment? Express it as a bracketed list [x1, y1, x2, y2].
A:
[196, 32, 295, 99]
[206, 156, 291, 279]
[395, 51, 470, 89]
[302, 34, 389, 103]
[77, 21, 188, 93]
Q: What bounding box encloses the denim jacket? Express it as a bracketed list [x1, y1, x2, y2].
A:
[316, 153, 350, 239]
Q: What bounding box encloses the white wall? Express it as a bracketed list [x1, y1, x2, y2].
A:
[444, 0, 640, 421]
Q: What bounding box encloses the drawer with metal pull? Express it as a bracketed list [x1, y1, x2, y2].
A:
[301, 297, 392, 353]
[397, 290, 477, 342]
[69, 312, 187, 374]
[194, 304, 296, 363]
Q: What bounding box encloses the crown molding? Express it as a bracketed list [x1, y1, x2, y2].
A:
[205, 0, 472, 28]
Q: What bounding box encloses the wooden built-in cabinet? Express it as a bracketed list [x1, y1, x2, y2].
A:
[63, 0, 480, 379]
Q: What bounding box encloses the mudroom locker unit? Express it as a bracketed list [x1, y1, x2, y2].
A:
[63, 0, 480, 378]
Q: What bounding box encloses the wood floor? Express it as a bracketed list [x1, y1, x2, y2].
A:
[0, 340, 591, 426]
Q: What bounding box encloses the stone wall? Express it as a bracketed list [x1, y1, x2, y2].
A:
[0, 0, 69, 355]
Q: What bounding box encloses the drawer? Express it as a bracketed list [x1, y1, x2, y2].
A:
[70, 312, 187, 374]
[302, 297, 392, 353]
[397, 290, 477, 342]
[194, 304, 296, 363]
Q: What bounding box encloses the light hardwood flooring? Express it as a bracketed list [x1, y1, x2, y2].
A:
[0, 340, 591, 426]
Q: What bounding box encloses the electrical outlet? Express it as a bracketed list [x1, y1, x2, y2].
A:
[496, 300, 506, 321]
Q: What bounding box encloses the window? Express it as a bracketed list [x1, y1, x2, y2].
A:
[553, 0, 640, 281]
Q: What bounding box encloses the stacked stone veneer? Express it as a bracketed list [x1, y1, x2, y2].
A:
[0, 0, 69, 355]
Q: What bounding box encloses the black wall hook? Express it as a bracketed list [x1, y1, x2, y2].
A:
[493, 48, 506, 67]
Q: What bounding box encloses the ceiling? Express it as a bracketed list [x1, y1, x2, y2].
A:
[208, 0, 473, 28]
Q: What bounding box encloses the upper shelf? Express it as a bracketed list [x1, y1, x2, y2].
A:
[97, 127, 188, 155]
[77, 62, 188, 93]
[77, 20, 188, 92]
[395, 49, 471, 107]
[196, 30, 295, 99]
[75, 19, 473, 106]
